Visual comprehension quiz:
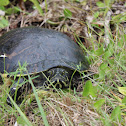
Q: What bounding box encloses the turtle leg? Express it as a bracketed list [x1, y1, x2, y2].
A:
[6, 77, 30, 105]
[0, 74, 13, 86]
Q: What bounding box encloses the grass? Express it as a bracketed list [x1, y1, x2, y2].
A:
[0, 0, 126, 125]
[27, 71, 49, 126]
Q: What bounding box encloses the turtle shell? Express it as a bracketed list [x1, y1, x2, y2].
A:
[0, 27, 89, 74]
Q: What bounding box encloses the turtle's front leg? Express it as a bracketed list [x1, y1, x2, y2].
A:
[6, 77, 30, 105]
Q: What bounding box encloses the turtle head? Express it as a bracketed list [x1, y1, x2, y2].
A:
[45, 67, 72, 89]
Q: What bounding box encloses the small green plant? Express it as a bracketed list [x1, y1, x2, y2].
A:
[0, 0, 22, 28]
[83, 80, 97, 97]
[0, 0, 9, 28]
[0, 0, 9, 6]
[63, 8, 72, 19]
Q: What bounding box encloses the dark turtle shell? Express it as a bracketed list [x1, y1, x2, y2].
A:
[0, 27, 89, 74]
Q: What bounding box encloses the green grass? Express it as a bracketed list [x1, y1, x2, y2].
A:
[27, 71, 49, 126]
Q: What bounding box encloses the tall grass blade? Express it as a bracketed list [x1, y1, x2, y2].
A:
[27, 71, 49, 126]
[7, 94, 32, 126]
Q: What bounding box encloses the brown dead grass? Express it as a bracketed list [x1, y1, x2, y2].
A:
[23, 92, 101, 126]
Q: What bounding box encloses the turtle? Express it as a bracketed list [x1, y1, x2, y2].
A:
[0, 27, 89, 104]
